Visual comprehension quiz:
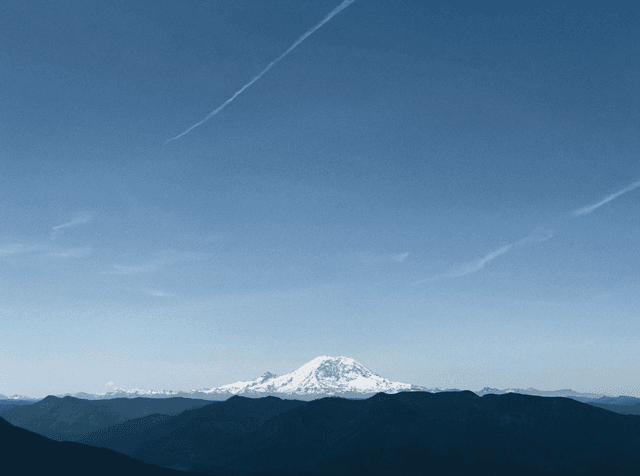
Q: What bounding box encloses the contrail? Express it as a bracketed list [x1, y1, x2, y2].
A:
[165, 0, 358, 144]
[574, 179, 640, 216]
[412, 228, 553, 285]
[444, 243, 515, 278]
[51, 212, 93, 239]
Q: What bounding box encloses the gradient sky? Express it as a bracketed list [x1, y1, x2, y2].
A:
[1, 0, 639, 398]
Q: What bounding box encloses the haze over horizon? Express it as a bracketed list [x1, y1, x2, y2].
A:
[1, 1, 639, 398]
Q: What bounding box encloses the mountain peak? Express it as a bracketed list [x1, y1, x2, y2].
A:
[299, 355, 376, 382]
[207, 356, 420, 398]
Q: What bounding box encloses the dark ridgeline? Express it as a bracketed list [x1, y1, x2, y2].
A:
[4, 391, 640, 474]
[60, 391, 640, 475]
[77, 396, 306, 465]
[588, 402, 640, 416]
[0, 395, 211, 441]
[0, 417, 202, 476]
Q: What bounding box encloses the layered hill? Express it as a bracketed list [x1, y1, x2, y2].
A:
[0, 416, 201, 476]
[1, 395, 210, 440]
[62, 391, 640, 475]
[0, 398, 37, 414]
[77, 396, 305, 466]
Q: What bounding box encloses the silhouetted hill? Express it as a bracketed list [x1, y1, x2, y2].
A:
[78, 413, 174, 455]
[187, 391, 640, 475]
[73, 391, 640, 475]
[1, 395, 210, 440]
[0, 416, 202, 475]
[78, 395, 306, 469]
[97, 396, 211, 417]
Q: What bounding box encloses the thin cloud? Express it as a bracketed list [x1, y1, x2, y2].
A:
[0, 242, 47, 259]
[413, 228, 553, 285]
[165, 0, 358, 143]
[47, 246, 92, 259]
[443, 243, 515, 279]
[574, 179, 640, 216]
[145, 289, 175, 298]
[393, 252, 410, 263]
[51, 212, 93, 239]
[357, 250, 410, 266]
[0, 242, 91, 262]
[0, 243, 29, 257]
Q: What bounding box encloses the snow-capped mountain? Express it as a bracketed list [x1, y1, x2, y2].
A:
[201, 356, 428, 398]
[0, 394, 37, 401]
[52, 356, 431, 401]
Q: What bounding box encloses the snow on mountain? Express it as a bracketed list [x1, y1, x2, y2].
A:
[48, 356, 429, 400]
[202, 356, 426, 397]
[0, 394, 37, 401]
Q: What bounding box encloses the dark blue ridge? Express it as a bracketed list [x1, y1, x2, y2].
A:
[0, 416, 202, 476]
[0, 394, 211, 440]
[5, 391, 640, 475]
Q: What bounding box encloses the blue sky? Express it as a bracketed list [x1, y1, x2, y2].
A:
[1, 0, 639, 398]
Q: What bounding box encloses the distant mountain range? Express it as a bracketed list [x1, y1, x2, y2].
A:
[0, 393, 39, 401]
[2, 356, 638, 403]
[475, 386, 607, 399]
[0, 396, 211, 440]
[4, 391, 640, 475]
[0, 398, 38, 414]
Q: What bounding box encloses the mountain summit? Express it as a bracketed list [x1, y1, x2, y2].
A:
[202, 355, 425, 398]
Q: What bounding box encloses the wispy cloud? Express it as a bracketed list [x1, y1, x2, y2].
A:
[0, 243, 31, 257]
[392, 252, 410, 263]
[357, 251, 410, 267]
[145, 289, 175, 298]
[413, 228, 553, 285]
[440, 243, 515, 279]
[574, 179, 640, 216]
[165, 0, 358, 143]
[412, 177, 638, 285]
[51, 212, 93, 239]
[46, 247, 92, 259]
[0, 242, 50, 260]
[0, 242, 91, 265]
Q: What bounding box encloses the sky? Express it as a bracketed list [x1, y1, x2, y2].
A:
[1, 0, 639, 398]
